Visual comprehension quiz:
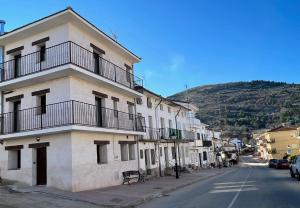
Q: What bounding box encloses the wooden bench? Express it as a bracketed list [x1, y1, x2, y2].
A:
[122, 170, 145, 184]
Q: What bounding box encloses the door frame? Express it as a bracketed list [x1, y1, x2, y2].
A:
[36, 147, 47, 185]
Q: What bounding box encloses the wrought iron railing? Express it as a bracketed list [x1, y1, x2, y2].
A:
[159, 128, 182, 140]
[0, 41, 143, 89]
[181, 130, 196, 140]
[0, 100, 145, 134]
[143, 127, 160, 140]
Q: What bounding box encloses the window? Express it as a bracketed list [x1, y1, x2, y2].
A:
[140, 150, 144, 159]
[197, 133, 201, 140]
[160, 104, 163, 111]
[151, 149, 155, 165]
[97, 144, 108, 164]
[8, 149, 21, 170]
[172, 147, 176, 159]
[148, 116, 153, 129]
[160, 147, 163, 157]
[160, 117, 165, 129]
[129, 144, 135, 160]
[113, 100, 118, 117]
[147, 97, 152, 108]
[168, 119, 173, 128]
[121, 144, 129, 161]
[168, 107, 171, 113]
[125, 66, 132, 83]
[128, 103, 134, 120]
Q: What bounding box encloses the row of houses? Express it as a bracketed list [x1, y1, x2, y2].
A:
[256, 126, 300, 160]
[0, 8, 222, 192]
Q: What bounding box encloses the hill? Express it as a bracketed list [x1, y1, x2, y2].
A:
[168, 81, 300, 138]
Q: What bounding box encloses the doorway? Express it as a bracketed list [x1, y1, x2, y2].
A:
[199, 153, 202, 168]
[36, 147, 47, 185]
[14, 54, 21, 78]
[95, 97, 103, 127]
[145, 149, 150, 172]
[13, 100, 21, 132]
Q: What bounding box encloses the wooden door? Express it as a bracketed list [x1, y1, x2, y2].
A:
[36, 147, 47, 185]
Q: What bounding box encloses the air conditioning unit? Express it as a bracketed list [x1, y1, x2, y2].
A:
[136, 98, 143, 105]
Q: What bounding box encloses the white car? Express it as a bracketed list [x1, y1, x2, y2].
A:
[290, 155, 300, 180]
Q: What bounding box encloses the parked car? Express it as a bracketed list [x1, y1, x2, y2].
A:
[269, 159, 278, 168]
[276, 159, 289, 169]
[290, 155, 300, 180]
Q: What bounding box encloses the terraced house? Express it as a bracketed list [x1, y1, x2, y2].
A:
[0, 8, 217, 192]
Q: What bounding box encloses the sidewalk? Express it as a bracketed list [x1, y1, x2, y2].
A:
[7, 167, 235, 207]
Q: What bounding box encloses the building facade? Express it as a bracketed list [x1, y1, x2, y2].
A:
[0, 8, 220, 191]
[256, 126, 299, 160]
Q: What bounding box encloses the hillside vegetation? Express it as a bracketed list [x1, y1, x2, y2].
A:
[168, 81, 300, 138]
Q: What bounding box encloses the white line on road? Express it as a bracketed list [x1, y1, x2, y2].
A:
[209, 187, 258, 193]
[214, 184, 255, 189]
[227, 168, 253, 208]
[214, 181, 256, 185]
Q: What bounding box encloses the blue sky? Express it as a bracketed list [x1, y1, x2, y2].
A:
[1, 0, 300, 96]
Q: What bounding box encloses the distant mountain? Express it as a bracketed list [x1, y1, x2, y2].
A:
[168, 81, 300, 138]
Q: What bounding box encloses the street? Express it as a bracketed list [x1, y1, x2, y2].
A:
[138, 156, 300, 208]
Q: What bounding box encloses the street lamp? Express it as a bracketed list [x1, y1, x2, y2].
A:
[171, 132, 179, 179]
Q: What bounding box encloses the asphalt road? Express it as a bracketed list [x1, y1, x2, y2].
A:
[138, 156, 300, 208]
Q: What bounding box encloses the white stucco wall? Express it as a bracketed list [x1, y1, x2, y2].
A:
[70, 131, 138, 192]
[0, 133, 72, 190]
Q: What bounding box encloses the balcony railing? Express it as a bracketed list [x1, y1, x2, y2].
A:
[0, 100, 145, 135]
[158, 128, 195, 141]
[142, 127, 160, 140]
[182, 130, 196, 140]
[0, 41, 143, 89]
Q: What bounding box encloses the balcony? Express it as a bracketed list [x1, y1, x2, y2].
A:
[142, 127, 160, 140]
[0, 41, 143, 90]
[182, 130, 196, 141]
[0, 100, 145, 135]
[203, 140, 212, 147]
[158, 128, 195, 141]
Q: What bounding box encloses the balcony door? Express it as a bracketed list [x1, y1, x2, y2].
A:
[13, 100, 21, 132]
[148, 116, 153, 139]
[14, 54, 21, 78]
[93, 51, 103, 76]
[95, 97, 104, 127]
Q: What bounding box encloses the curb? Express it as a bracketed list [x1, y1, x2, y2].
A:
[121, 168, 236, 208]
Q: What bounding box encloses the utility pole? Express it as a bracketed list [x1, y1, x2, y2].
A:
[174, 106, 182, 179]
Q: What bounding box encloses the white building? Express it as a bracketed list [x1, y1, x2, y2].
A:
[135, 87, 196, 176]
[0, 8, 206, 192]
[0, 8, 146, 192]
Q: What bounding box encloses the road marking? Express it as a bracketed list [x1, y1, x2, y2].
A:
[227, 168, 252, 208]
[214, 184, 255, 189]
[210, 187, 258, 193]
[215, 181, 256, 185]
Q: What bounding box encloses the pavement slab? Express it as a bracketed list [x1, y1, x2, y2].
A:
[0, 167, 233, 208]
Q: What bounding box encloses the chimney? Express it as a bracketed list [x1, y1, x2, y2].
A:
[0, 20, 5, 35]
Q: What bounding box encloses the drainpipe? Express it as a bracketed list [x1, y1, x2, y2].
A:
[0, 20, 5, 135]
[174, 106, 181, 179]
[133, 97, 140, 171]
[154, 97, 163, 176]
